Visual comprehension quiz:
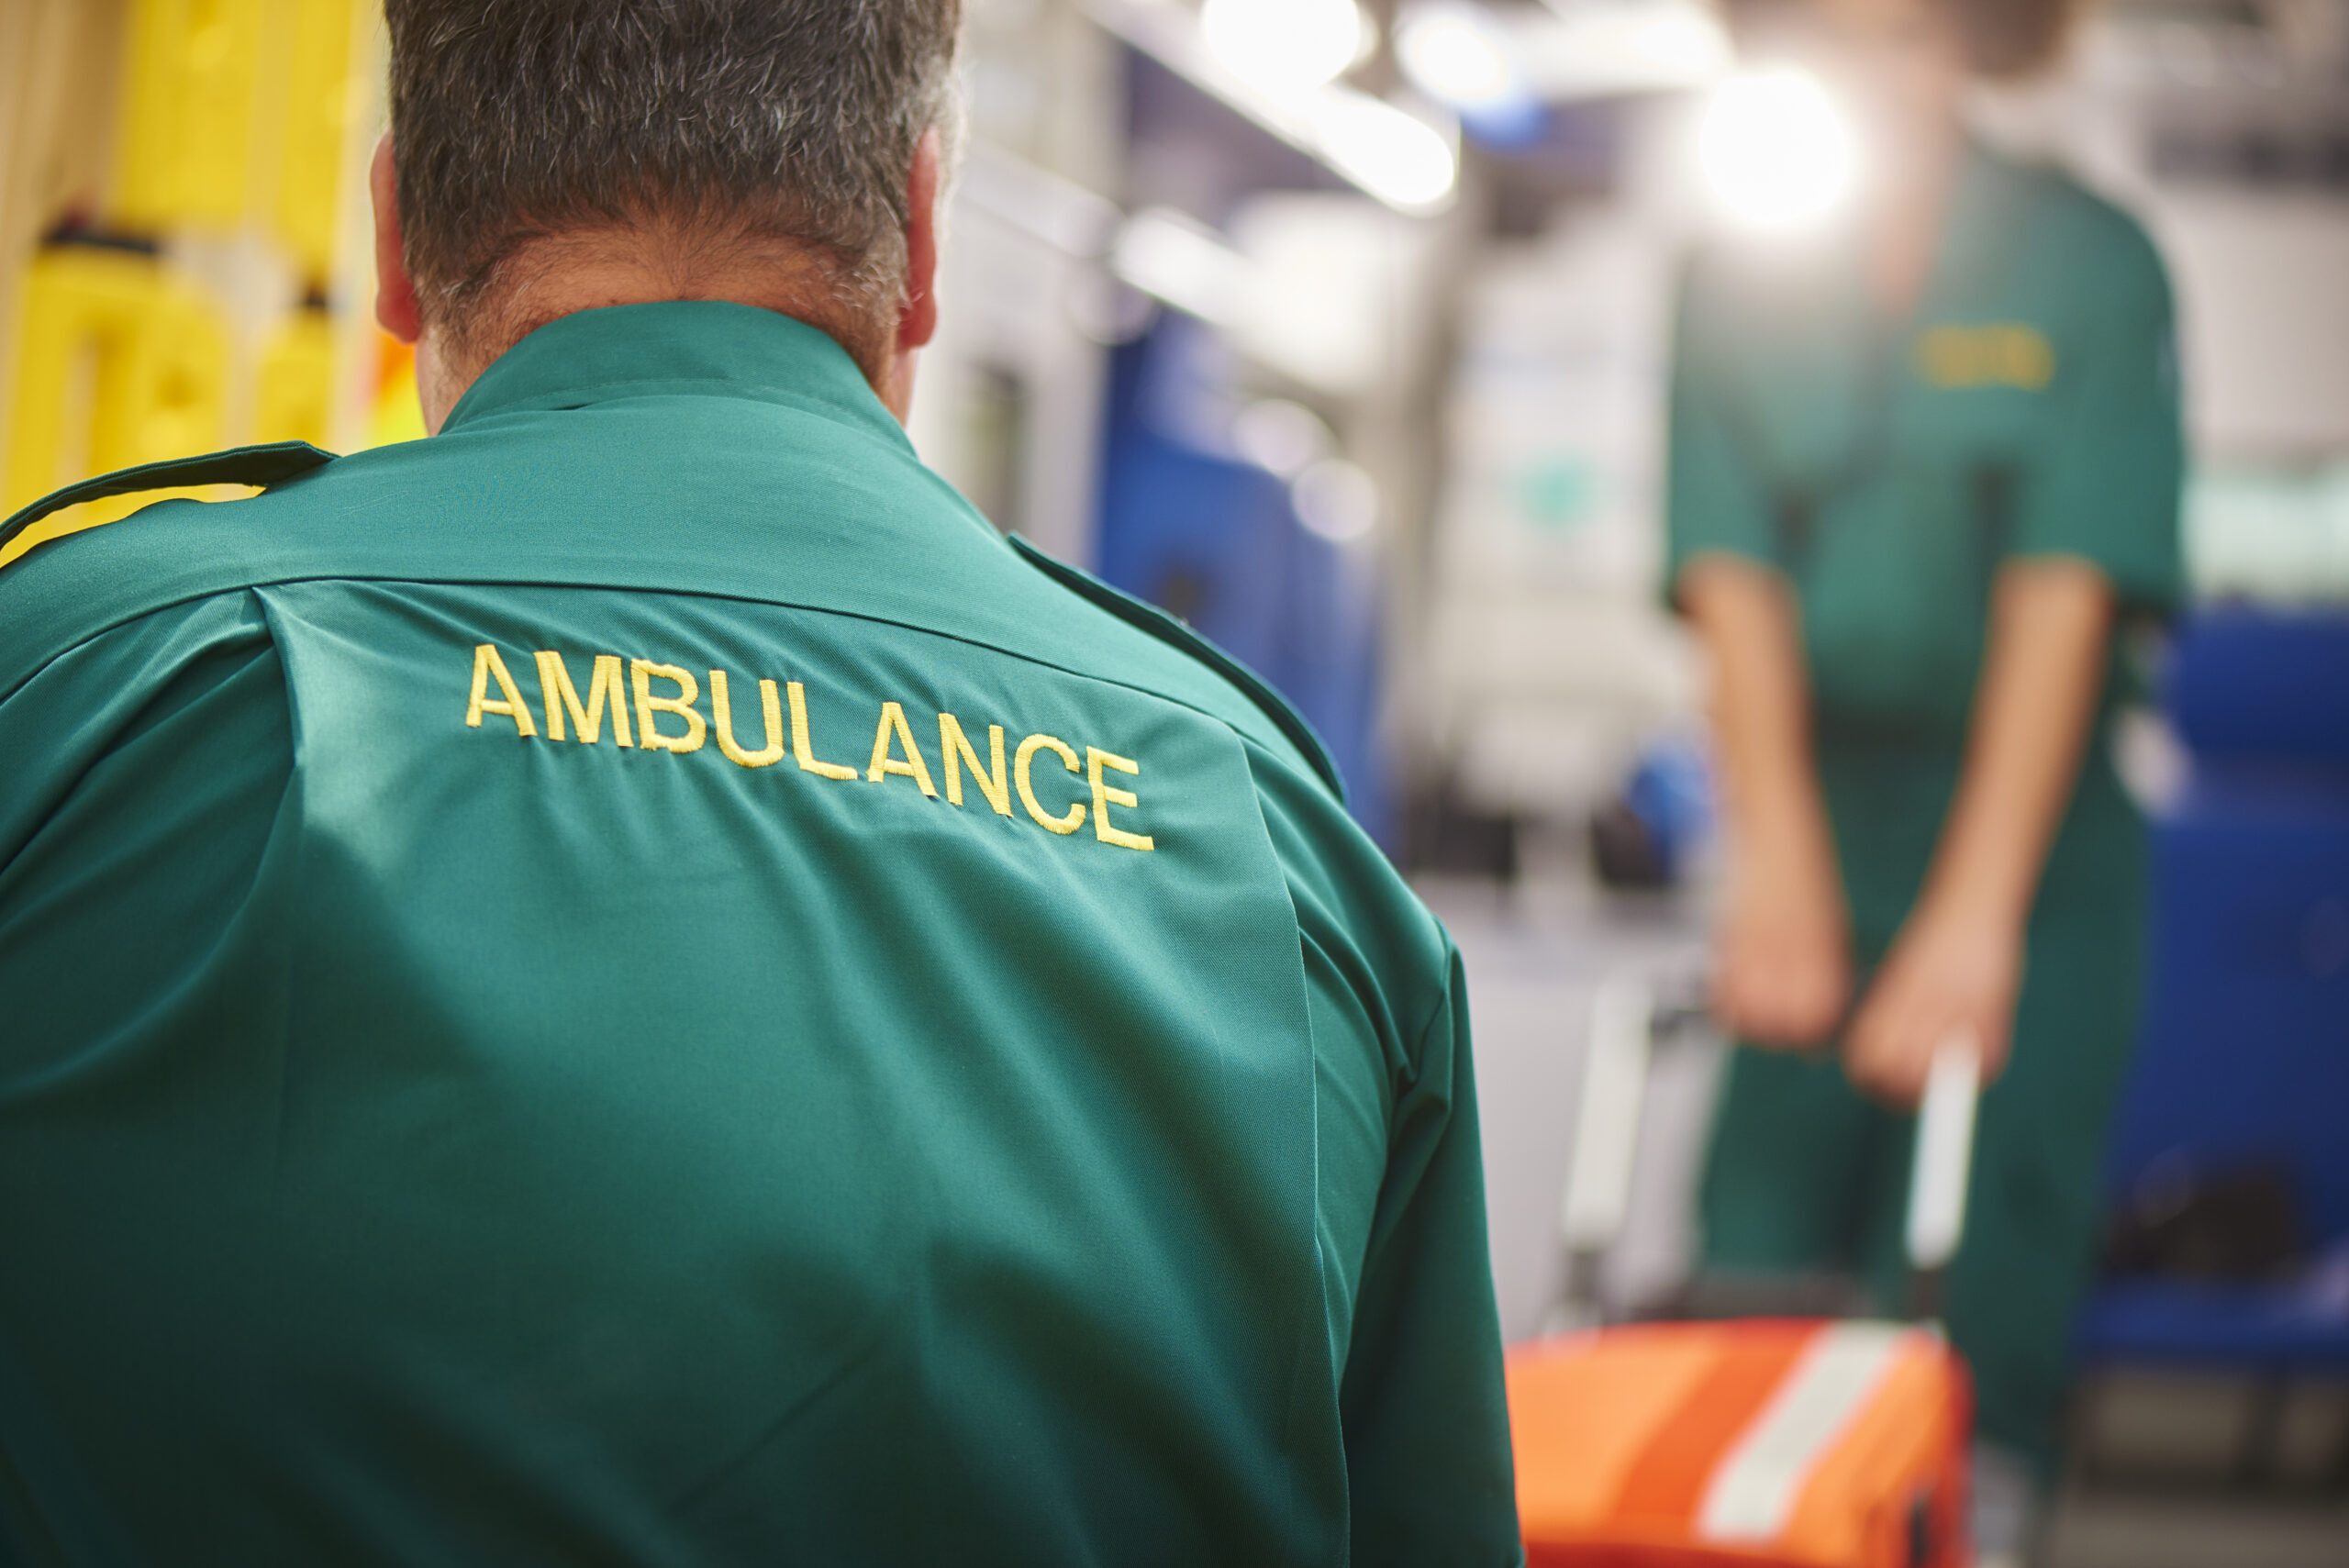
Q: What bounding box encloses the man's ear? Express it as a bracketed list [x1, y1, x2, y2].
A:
[896, 128, 943, 354]
[372, 135, 422, 345]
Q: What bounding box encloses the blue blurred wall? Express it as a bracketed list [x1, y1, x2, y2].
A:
[1094, 317, 1392, 849]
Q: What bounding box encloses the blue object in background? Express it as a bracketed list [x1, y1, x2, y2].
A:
[2079, 611, 2349, 1371]
[1094, 317, 1391, 848]
[1622, 738, 1715, 882]
[2165, 608, 2349, 767]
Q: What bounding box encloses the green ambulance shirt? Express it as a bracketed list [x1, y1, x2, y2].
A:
[0, 304, 1520, 1566]
[1666, 141, 2185, 935]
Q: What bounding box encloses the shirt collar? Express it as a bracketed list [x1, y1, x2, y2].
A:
[1930, 138, 2019, 292]
[438, 301, 911, 451]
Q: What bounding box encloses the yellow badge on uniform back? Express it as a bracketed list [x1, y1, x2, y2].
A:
[1914, 324, 2056, 392]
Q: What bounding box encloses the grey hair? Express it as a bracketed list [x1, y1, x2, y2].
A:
[386, 0, 963, 363]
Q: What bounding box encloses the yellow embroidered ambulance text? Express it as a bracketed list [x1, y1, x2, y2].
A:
[465, 644, 1155, 851]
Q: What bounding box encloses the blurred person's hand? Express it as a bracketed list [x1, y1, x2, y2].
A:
[1713, 846, 1851, 1049]
[1842, 898, 2020, 1107]
[1680, 553, 1854, 1050]
[1840, 559, 2112, 1107]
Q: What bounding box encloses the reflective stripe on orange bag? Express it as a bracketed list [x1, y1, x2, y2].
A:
[1508, 1320, 1971, 1568]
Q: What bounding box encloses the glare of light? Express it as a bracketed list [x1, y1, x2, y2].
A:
[1629, 6, 1731, 77]
[1310, 93, 1458, 214]
[1109, 207, 1247, 325]
[1697, 68, 1857, 232]
[1503, 1, 1727, 102]
[1201, 0, 1366, 91]
[1396, 5, 1519, 111]
[1293, 458, 1380, 543]
[1234, 399, 1334, 478]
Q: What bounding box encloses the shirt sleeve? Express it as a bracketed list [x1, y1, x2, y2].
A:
[1664, 256, 1781, 601]
[2008, 219, 2186, 616]
[0, 594, 292, 1066]
[1340, 940, 1523, 1566]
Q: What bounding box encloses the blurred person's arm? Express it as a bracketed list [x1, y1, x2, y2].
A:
[1848, 217, 2179, 1107]
[1843, 558, 2114, 1106]
[1681, 554, 1851, 1049]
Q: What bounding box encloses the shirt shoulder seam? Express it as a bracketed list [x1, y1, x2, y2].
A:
[5, 575, 1318, 777]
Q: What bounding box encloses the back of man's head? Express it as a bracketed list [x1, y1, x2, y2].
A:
[384, 0, 962, 378]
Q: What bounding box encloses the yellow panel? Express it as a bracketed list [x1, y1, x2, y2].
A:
[112, 0, 184, 225]
[366, 333, 428, 448]
[129, 281, 231, 467]
[183, 0, 267, 228]
[4, 248, 228, 512]
[113, 0, 269, 230]
[272, 0, 362, 278]
[257, 306, 335, 447]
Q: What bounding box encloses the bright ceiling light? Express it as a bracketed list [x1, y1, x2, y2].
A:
[1293, 459, 1380, 543]
[1396, 5, 1519, 111]
[1201, 0, 1366, 91]
[1110, 207, 1248, 325]
[1697, 68, 1857, 232]
[1630, 7, 1731, 77]
[1234, 399, 1334, 478]
[1311, 93, 1458, 214]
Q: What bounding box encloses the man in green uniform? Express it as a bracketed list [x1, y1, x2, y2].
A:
[0, 4, 1519, 1562]
[1668, 0, 2182, 1545]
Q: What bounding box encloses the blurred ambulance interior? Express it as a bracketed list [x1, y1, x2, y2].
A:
[2, 1, 2346, 1563]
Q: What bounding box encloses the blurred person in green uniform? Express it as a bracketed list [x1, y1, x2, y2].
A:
[0, 3, 1520, 1562]
[1667, 0, 2182, 1544]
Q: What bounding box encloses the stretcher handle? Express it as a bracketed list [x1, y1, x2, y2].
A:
[1548, 980, 1653, 1329]
[1560, 980, 1653, 1253]
[1903, 1033, 1982, 1320]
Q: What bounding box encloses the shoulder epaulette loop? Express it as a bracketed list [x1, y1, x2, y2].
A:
[1008, 533, 1348, 804]
[0, 440, 337, 558]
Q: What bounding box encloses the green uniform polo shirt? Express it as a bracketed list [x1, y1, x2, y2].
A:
[1666, 139, 2183, 938]
[1667, 139, 2183, 696]
[0, 303, 1519, 1565]
[1664, 145, 2184, 1471]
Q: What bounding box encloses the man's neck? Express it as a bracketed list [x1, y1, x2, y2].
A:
[415, 237, 901, 434]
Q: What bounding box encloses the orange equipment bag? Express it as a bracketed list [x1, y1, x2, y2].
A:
[1508, 1318, 1972, 1567]
[1508, 990, 1987, 1568]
